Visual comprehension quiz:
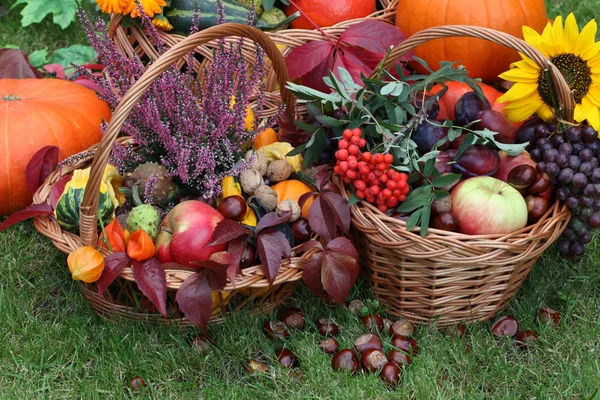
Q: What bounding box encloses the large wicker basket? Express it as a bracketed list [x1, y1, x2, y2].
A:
[32, 24, 308, 325]
[107, 0, 399, 118]
[338, 25, 574, 325]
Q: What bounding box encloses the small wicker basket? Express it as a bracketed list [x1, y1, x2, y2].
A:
[337, 25, 574, 325]
[32, 24, 307, 325]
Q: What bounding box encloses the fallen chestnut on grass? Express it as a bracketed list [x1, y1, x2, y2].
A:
[263, 320, 289, 340]
[439, 323, 467, 340]
[491, 315, 519, 338]
[129, 376, 146, 393]
[348, 299, 365, 316]
[318, 338, 339, 355]
[389, 319, 415, 337]
[316, 317, 339, 336]
[190, 335, 214, 353]
[391, 335, 419, 356]
[361, 349, 388, 373]
[280, 307, 304, 330]
[276, 348, 299, 368]
[379, 362, 402, 386]
[354, 333, 383, 354]
[538, 307, 561, 326]
[245, 360, 268, 374]
[332, 349, 360, 374]
[515, 330, 539, 348]
[362, 314, 384, 333]
[388, 349, 412, 367]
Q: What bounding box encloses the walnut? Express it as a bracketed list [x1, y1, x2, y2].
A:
[276, 199, 301, 222]
[244, 150, 268, 176]
[266, 159, 293, 182]
[252, 185, 278, 211]
[240, 169, 263, 195]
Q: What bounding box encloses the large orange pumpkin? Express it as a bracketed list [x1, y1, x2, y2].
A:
[0, 79, 111, 216]
[285, 0, 376, 30]
[396, 0, 548, 82]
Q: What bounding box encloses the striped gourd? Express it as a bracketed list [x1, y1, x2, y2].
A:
[55, 187, 115, 232]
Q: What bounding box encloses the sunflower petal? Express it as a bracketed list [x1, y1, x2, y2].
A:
[574, 103, 586, 122]
[575, 19, 598, 56]
[504, 97, 547, 122]
[499, 67, 539, 83]
[581, 43, 600, 63]
[523, 26, 549, 57]
[537, 104, 554, 121]
[586, 85, 600, 107]
[581, 97, 600, 130]
[563, 14, 579, 54]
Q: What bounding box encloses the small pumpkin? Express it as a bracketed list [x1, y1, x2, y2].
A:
[271, 180, 315, 218]
[67, 246, 105, 283]
[396, 0, 548, 82]
[253, 128, 278, 149]
[0, 79, 111, 216]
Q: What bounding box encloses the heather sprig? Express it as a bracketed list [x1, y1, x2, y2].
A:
[79, 3, 266, 199]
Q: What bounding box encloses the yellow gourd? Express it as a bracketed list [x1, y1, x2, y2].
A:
[257, 142, 303, 172]
[220, 176, 242, 200]
[67, 246, 105, 283]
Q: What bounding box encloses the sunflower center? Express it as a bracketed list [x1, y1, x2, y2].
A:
[537, 53, 592, 105]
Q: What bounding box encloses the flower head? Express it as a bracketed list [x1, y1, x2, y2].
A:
[123, 0, 166, 18]
[152, 14, 173, 31]
[96, 0, 130, 14]
[498, 13, 600, 130]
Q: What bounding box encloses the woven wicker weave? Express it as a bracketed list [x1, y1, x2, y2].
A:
[337, 25, 573, 325]
[33, 24, 307, 325]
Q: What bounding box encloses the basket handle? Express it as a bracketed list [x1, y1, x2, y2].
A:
[79, 23, 297, 246]
[375, 25, 575, 123]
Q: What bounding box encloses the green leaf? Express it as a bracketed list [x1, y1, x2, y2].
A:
[12, 0, 77, 29]
[454, 133, 476, 160]
[433, 190, 450, 201]
[397, 188, 433, 213]
[422, 157, 436, 178]
[262, 0, 275, 11]
[305, 102, 323, 118]
[405, 208, 423, 231]
[337, 67, 361, 92]
[420, 205, 431, 238]
[286, 82, 343, 103]
[286, 143, 307, 157]
[49, 45, 97, 68]
[417, 151, 440, 163]
[448, 127, 462, 142]
[432, 173, 461, 188]
[315, 115, 346, 128]
[495, 141, 528, 156]
[28, 48, 48, 68]
[302, 128, 326, 169]
[294, 120, 320, 133]
[348, 192, 361, 206]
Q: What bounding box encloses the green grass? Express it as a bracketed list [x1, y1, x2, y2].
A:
[2, 0, 600, 398]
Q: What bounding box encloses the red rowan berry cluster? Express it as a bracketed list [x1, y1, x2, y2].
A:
[334, 128, 410, 212]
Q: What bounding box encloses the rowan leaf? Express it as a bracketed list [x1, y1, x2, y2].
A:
[176, 272, 213, 333]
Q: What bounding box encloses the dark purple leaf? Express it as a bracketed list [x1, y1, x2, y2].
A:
[302, 251, 325, 298]
[25, 146, 60, 195]
[333, 52, 367, 85]
[0, 49, 42, 79]
[195, 251, 232, 291]
[209, 219, 250, 246]
[176, 272, 213, 333]
[341, 47, 383, 75]
[43, 64, 66, 80]
[227, 236, 249, 283]
[256, 229, 291, 283]
[315, 166, 332, 191]
[339, 20, 410, 58]
[286, 41, 334, 80]
[294, 240, 323, 255]
[325, 237, 358, 259]
[299, 50, 336, 93]
[322, 192, 351, 235]
[132, 259, 168, 318]
[298, 191, 319, 210]
[50, 174, 72, 209]
[0, 204, 54, 231]
[97, 252, 130, 298]
[322, 250, 359, 305]
[307, 197, 338, 241]
[255, 210, 292, 233]
[72, 78, 101, 93]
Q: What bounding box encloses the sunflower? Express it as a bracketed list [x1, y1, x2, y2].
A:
[498, 13, 600, 131]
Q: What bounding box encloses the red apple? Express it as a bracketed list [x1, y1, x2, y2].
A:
[451, 177, 528, 235]
[493, 151, 536, 183]
[155, 200, 227, 268]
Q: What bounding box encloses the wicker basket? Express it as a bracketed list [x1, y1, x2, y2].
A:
[32, 24, 307, 325]
[337, 25, 574, 325]
[107, 0, 399, 118]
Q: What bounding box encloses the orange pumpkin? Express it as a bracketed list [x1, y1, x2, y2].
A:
[0, 79, 111, 216]
[271, 180, 315, 218]
[67, 246, 105, 283]
[396, 0, 548, 82]
[253, 128, 278, 150]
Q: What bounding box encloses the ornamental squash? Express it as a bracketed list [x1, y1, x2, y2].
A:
[253, 128, 278, 150]
[0, 79, 111, 216]
[395, 0, 547, 82]
[271, 180, 314, 218]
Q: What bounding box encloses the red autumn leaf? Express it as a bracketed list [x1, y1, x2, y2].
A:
[25, 146, 60, 195]
[132, 258, 168, 318]
[315, 166, 332, 191]
[302, 251, 325, 299]
[322, 237, 360, 304]
[227, 236, 249, 282]
[256, 210, 292, 233]
[72, 78, 102, 93]
[97, 252, 130, 298]
[43, 64, 66, 80]
[50, 174, 72, 209]
[339, 20, 410, 56]
[256, 228, 291, 283]
[209, 219, 250, 246]
[341, 47, 383, 74]
[322, 192, 351, 235]
[326, 236, 359, 259]
[307, 196, 338, 241]
[0, 204, 54, 232]
[0, 49, 42, 79]
[294, 239, 323, 255]
[193, 251, 233, 291]
[175, 272, 213, 333]
[286, 41, 334, 81]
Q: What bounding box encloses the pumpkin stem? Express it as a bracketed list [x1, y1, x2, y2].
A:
[2, 95, 21, 101]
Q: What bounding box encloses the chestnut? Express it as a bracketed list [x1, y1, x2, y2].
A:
[245, 360, 268, 374]
[348, 299, 365, 317]
[508, 165, 538, 189]
[218, 195, 247, 221]
[515, 330, 538, 348]
[240, 243, 257, 269]
[389, 319, 415, 337]
[280, 307, 304, 330]
[129, 376, 146, 393]
[391, 334, 419, 356]
[431, 195, 452, 216]
[331, 349, 360, 374]
[431, 212, 459, 232]
[318, 338, 340, 355]
[525, 195, 549, 223]
[276, 348, 299, 368]
[362, 314, 384, 333]
[263, 320, 289, 340]
[491, 315, 519, 338]
[439, 323, 467, 340]
[290, 217, 312, 245]
[527, 173, 551, 194]
[388, 349, 412, 367]
[379, 362, 402, 386]
[190, 335, 213, 353]
[316, 317, 339, 336]
[538, 307, 561, 326]
[361, 349, 388, 373]
[354, 333, 383, 354]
